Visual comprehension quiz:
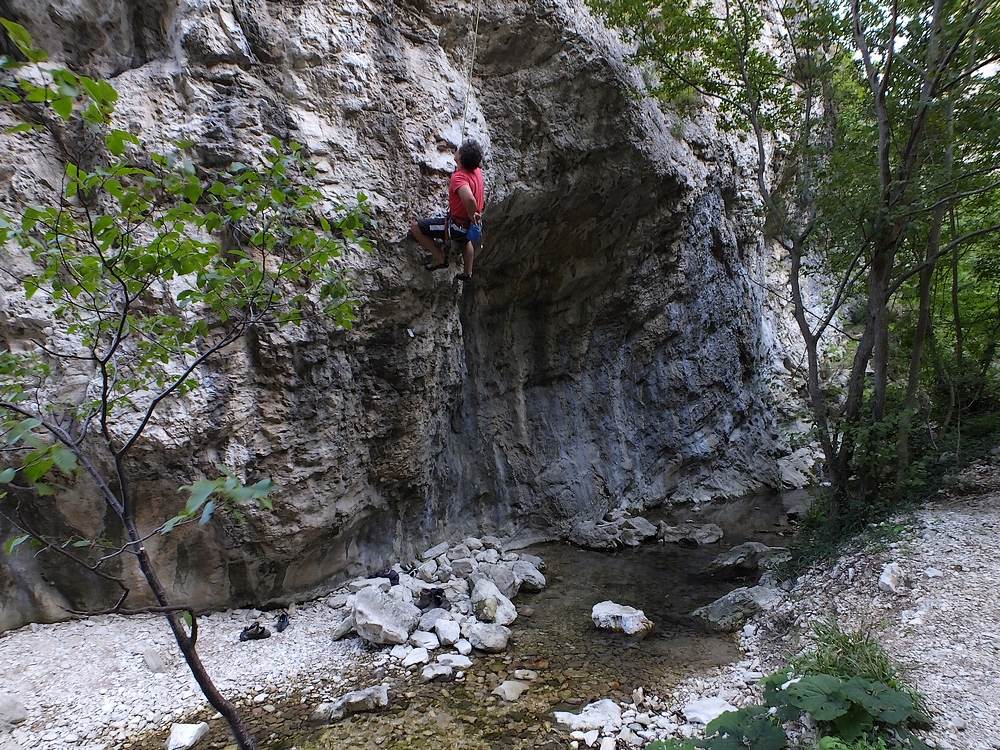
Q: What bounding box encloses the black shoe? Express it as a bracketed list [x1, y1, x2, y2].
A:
[275, 612, 290, 633]
[455, 273, 472, 282]
[424, 260, 448, 271]
[239, 622, 271, 641]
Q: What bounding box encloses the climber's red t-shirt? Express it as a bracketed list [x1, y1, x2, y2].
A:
[448, 167, 485, 225]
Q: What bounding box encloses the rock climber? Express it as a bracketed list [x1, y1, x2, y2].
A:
[410, 139, 485, 282]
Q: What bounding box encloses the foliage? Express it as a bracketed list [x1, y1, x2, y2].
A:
[646, 706, 786, 750]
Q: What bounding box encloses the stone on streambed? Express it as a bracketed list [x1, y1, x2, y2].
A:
[511, 560, 546, 591]
[691, 585, 784, 632]
[471, 579, 517, 625]
[421, 663, 453, 682]
[492, 680, 530, 701]
[682, 696, 737, 724]
[310, 685, 390, 724]
[554, 699, 623, 731]
[466, 622, 511, 652]
[437, 653, 473, 669]
[477, 563, 521, 598]
[166, 722, 209, 750]
[657, 521, 724, 546]
[455, 638, 473, 655]
[568, 511, 658, 550]
[402, 647, 430, 667]
[409, 630, 440, 650]
[591, 601, 653, 637]
[353, 586, 421, 645]
[708, 542, 788, 576]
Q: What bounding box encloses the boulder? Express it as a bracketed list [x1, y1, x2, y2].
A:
[310, 685, 390, 723]
[422, 542, 450, 560]
[591, 601, 653, 637]
[471, 579, 517, 625]
[511, 560, 546, 592]
[466, 623, 511, 652]
[166, 722, 209, 750]
[656, 521, 724, 546]
[450, 557, 476, 577]
[482, 535, 504, 550]
[0, 694, 27, 726]
[330, 611, 355, 640]
[455, 638, 473, 655]
[352, 586, 421, 645]
[415, 559, 438, 582]
[464, 537, 484, 550]
[708, 542, 788, 576]
[476, 548, 501, 564]
[477, 563, 521, 598]
[389, 644, 412, 660]
[682, 696, 737, 724]
[691, 585, 784, 632]
[492, 680, 530, 701]
[447, 544, 472, 560]
[568, 519, 622, 550]
[409, 630, 440, 650]
[348, 577, 390, 593]
[620, 516, 658, 546]
[434, 618, 461, 646]
[518, 552, 546, 571]
[554, 699, 623, 731]
[402, 647, 430, 667]
[418, 607, 452, 631]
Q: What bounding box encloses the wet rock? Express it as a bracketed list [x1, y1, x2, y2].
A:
[310, 685, 390, 723]
[657, 521, 724, 546]
[471, 579, 517, 625]
[691, 585, 784, 631]
[682, 696, 737, 724]
[878, 562, 907, 594]
[518, 552, 546, 571]
[166, 722, 209, 750]
[409, 630, 440, 650]
[591, 601, 654, 637]
[353, 586, 421, 645]
[554, 699, 623, 731]
[512, 560, 547, 592]
[0, 694, 27, 726]
[708, 542, 788, 576]
[422, 542, 450, 560]
[434, 619, 461, 646]
[493, 680, 530, 701]
[466, 623, 511, 653]
[421, 663, 453, 682]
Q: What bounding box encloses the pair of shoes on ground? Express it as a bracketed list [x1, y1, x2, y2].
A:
[239, 612, 290, 641]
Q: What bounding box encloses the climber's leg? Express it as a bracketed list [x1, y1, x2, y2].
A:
[462, 240, 475, 278]
[411, 217, 447, 269]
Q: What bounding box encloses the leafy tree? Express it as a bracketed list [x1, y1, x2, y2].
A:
[0, 19, 370, 750]
[590, 0, 1000, 511]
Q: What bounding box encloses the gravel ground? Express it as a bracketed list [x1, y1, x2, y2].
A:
[0, 598, 383, 750]
[614, 458, 1000, 749]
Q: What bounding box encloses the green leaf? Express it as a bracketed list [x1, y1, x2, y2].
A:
[3, 534, 30, 555]
[5, 418, 41, 446]
[181, 611, 193, 628]
[199, 499, 216, 525]
[106, 129, 139, 156]
[0, 18, 34, 53]
[183, 479, 217, 514]
[51, 445, 78, 476]
[51, 95, 73, 121]
[5, 123, 37, 134]
[0, 467, 14, 483]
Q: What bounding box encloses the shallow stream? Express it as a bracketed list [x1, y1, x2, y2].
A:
[292, 492, 805, 750]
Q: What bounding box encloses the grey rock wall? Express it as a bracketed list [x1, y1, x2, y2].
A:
[0, 0, 807, 630]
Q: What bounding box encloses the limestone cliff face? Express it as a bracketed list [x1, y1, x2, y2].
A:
[0, 0, 809, 630]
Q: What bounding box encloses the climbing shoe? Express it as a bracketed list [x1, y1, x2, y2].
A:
[239, 622, 271, 641]
[424, 260, 448, 271]
[455, 273, 472, 282]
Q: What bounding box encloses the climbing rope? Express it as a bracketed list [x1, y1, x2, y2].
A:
[459, 0, 484, 141]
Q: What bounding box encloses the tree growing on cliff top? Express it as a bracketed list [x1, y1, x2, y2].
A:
[0, 19, 370, 749]
[590, 0, 1000, 513]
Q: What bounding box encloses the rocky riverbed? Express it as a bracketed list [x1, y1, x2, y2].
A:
[0, 493, 797, 750]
